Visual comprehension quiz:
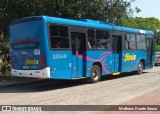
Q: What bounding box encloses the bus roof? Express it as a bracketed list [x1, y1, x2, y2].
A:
[10, 16, 154, 35]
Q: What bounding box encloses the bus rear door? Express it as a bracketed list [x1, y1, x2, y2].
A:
[70, 27, 87, 78]
[71, 32, 87, 78]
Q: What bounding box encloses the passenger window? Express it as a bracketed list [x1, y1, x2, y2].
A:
[49, 24, 69, 49]
[125, 34, 136, 49]
[137, 35, 146, 50]
[59, 26, 68, 37]
[104, 31, 111, 49]
[96, 30, 110, 49]
[87, 29, 95, 49]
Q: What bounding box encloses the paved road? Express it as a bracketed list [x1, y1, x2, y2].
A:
[0, 66, 160, 114]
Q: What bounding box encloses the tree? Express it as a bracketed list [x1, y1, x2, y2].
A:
[118, 17, 160, 32]
[0, 32, 10, 74]
[0, 0, 136, 35]
[118, 17, 160, 51]
[0, 0, 138, 73]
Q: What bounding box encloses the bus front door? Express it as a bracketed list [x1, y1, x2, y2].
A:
[71, 32, 86, 78]
[112, 35, 122, 74]
[146, 38, 154, 68]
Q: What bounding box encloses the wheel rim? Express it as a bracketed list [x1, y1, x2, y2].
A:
[92, 68, 99, 80]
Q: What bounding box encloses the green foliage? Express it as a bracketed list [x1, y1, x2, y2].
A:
[0, 0, 140, 74]
[0, 0, 136, 34]
[0, 61, 11, 75]
[0, 33, 9, 58]
[118, 17, 160, 32]
[135, 6, 141, 13]
[118, 17, 160, 51]
[155, 45, 160, 52]
[0, 33, 10, 75]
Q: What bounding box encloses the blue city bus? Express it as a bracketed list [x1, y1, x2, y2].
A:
[9, 16, 154, 83]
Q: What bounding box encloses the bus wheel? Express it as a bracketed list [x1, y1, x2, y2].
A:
[137, 61, 144, 74]
[90, 65, 101, 83]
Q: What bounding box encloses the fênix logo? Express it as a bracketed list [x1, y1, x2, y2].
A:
[25, 59, 39, 65]
[124, 53, 136, 62]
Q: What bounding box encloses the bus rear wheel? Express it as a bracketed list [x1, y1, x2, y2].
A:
[89, 65, 101, 83]
[136, 61, 144, 74]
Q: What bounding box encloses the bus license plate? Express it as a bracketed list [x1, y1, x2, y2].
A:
[22, 65, 29, 69]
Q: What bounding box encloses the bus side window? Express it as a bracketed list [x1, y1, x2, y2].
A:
[125, 33, 136, 50]
[96, 30, 110, 50]
[55, 41, 61, 48]
[125, 41, 129, 49]
[137, 35, 146, 50]
[49, 24, 69, 49]
[87, 29, 95, 49]
[88, 42, 92, 49]
[104, 31, 110, 49]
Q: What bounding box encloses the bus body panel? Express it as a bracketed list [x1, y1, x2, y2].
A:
[121, 50, 147, 72]
[45, 50, 113, 79]
[9, 16, 154, 80]
[10, 19, 42, 70]
[10, 17, 51, 78]
[11, 67, 50, 78]
[47, 51, 72, 79]
[84, 51, 113, 76]
[44, 16, 154, 35]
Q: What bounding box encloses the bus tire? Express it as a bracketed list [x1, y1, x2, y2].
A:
[136, 61, 144, 74]
[89, 65, 101, 83]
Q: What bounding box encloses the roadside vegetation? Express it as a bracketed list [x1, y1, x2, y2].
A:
[0, 0, 160, 74]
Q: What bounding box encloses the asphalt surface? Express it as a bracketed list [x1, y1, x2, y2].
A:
[0, 75, 43, 88]
[0, 66, 160, 114]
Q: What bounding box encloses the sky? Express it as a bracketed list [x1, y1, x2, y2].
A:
[129, 0, 160, 19]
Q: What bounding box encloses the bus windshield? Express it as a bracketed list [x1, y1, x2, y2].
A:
[10, 20, 41, 50]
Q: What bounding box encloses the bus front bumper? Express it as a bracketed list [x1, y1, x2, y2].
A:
[11, 67, 50, 79]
